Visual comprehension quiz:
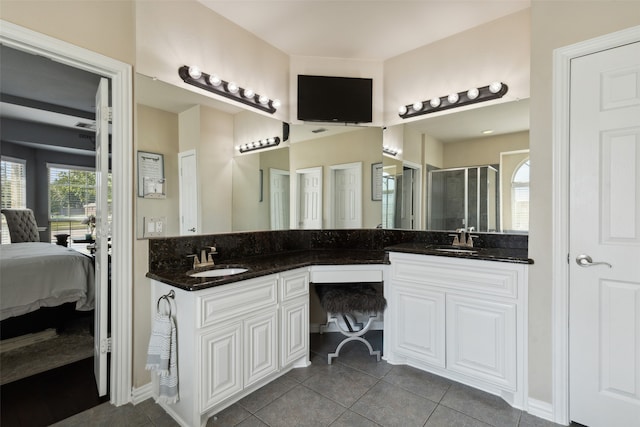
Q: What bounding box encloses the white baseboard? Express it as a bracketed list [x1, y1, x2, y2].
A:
[527, 398, 555, 423]
[309, 321, 384, 333]
[131, 382, 153, 405]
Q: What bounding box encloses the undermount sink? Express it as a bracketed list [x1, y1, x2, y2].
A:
[189, 267, 248, 278]
[425, 245, 479, 254]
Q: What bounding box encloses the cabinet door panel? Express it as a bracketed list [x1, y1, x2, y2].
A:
[446, 295, 517, 390]
[281, 297, 309, 367]
[280, 270, 309, 301]
[200, 323, 243, 411]
[244, 310, 278, 387]
[393, 284, 446, 367]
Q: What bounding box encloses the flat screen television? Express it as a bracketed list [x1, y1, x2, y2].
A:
[297, 75, 373, 124]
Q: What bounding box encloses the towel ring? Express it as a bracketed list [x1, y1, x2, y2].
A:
[157, 290, 175, 316]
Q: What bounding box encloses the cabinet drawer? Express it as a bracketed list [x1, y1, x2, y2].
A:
[280, 269, 309, 301]
[198, 276, 278, 328]
[311, 269, 383, 283]
[390, 253, 519, 299]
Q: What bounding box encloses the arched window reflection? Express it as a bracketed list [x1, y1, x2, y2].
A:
[511, 159, 529, 232]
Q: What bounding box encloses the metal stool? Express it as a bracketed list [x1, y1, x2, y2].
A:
[315, 284, 387, 364]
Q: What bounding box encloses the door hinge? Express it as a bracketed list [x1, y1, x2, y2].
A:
[567, 253, 570, 264]
[107, 107, 113, 123]
[100, 337, 112, 353]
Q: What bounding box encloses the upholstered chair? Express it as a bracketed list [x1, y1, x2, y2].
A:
[1, 208, 41, 243]
[315, 284, 387, 364]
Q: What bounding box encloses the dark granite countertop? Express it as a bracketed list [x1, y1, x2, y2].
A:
[147, 249, 388, 291]
[384, 242, 533, 265]
[147, 242, 531, 291]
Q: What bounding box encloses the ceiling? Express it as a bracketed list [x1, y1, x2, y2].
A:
[198, 0, 530, 61]
[1, 1, 531, 151]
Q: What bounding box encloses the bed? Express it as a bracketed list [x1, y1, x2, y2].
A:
[0, 242, 95, 338]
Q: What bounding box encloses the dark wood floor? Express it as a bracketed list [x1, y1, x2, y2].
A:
[0, 357, 109, 427]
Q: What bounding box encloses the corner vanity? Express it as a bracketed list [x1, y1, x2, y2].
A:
[147, 229, 531, 427]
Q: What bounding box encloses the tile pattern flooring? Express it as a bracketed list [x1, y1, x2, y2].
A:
[53, 332, 568, 427]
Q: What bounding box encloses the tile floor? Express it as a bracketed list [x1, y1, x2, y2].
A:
[53, 332, 569, 427]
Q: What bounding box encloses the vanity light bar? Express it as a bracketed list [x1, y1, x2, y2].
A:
[383, 146, 400, 156]
[179, 65, 280, 114]
[238, 136, 281, 154]
[398, 82, 508, 119]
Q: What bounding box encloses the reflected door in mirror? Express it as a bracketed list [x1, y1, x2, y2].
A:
[179, 150, 198, 235]
[270, 168, 290, 230]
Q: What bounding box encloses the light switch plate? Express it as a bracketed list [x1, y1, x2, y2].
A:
[143, 216, 166, 238]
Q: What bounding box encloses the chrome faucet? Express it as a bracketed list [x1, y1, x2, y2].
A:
[188, 245, 218, 269]
[450, 228, 478, 247]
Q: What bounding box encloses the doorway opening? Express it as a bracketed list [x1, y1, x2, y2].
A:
[0, 19, 133, 414]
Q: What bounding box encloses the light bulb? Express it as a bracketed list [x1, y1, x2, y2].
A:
[467, 88, 479, 100]
[447, 93, 459, 104]
[243, 88, 254, 98]
[258, 95, 269, 105]
[272, 99, 281, 108]
[208, 74, 222, 86]
[489, 82, 502, 93]
[227, 82, 239, 94]
[429, 98, 441, 108]
[398, 105, 407, 115]
[268, 137, 276, 144]
[412, 101, 423, 111]
[188, 66, 202, 79]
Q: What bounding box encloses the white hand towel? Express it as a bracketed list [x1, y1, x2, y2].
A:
[146, 311, 179, 403]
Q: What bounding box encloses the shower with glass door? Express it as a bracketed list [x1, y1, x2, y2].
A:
[427, 165, 498, 232]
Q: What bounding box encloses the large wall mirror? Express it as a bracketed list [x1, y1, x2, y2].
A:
[382, 99, 529, 234]
[136, 73, 527, 237]
[135, 74, 383, 238]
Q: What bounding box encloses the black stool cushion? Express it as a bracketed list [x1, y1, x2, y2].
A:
[315, 284, 387, 315]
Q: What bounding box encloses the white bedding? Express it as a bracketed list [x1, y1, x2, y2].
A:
[0, 242, 95, 321]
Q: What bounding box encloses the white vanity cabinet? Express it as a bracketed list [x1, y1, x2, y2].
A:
[150, 267, 310, 427]
[279, 269, 310, 367]
[384, 252, 527, 408]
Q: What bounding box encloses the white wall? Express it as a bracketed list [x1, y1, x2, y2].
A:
[383, 9, 530, 127]
[135, 0, 290, 124]
[528, 0, 640, 405]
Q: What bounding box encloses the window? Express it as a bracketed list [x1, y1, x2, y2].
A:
[1, 156, 27, 244]
[48, 164, 111, 241]
[511, 159, 530, 232]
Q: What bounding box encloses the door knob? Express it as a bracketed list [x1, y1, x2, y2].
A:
[188, 227, 196, 232]
[576, 254, 612, 268]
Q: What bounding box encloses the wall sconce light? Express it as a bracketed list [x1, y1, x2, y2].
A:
[237, 137, 281, 154]
[179, 65, 280, 114]
[398, 82, 508, 119]
[383, 146, 400, 156]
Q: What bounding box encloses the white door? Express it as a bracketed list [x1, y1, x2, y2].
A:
[94, 78, 109, 396]
[270, 168, 289, 230]
[400, 167, 414, 229]
[569, 41, 640, 427]
[331, 162, 362, 228]
[179, 150, 198, 235]
[296, 167, 322, 229]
